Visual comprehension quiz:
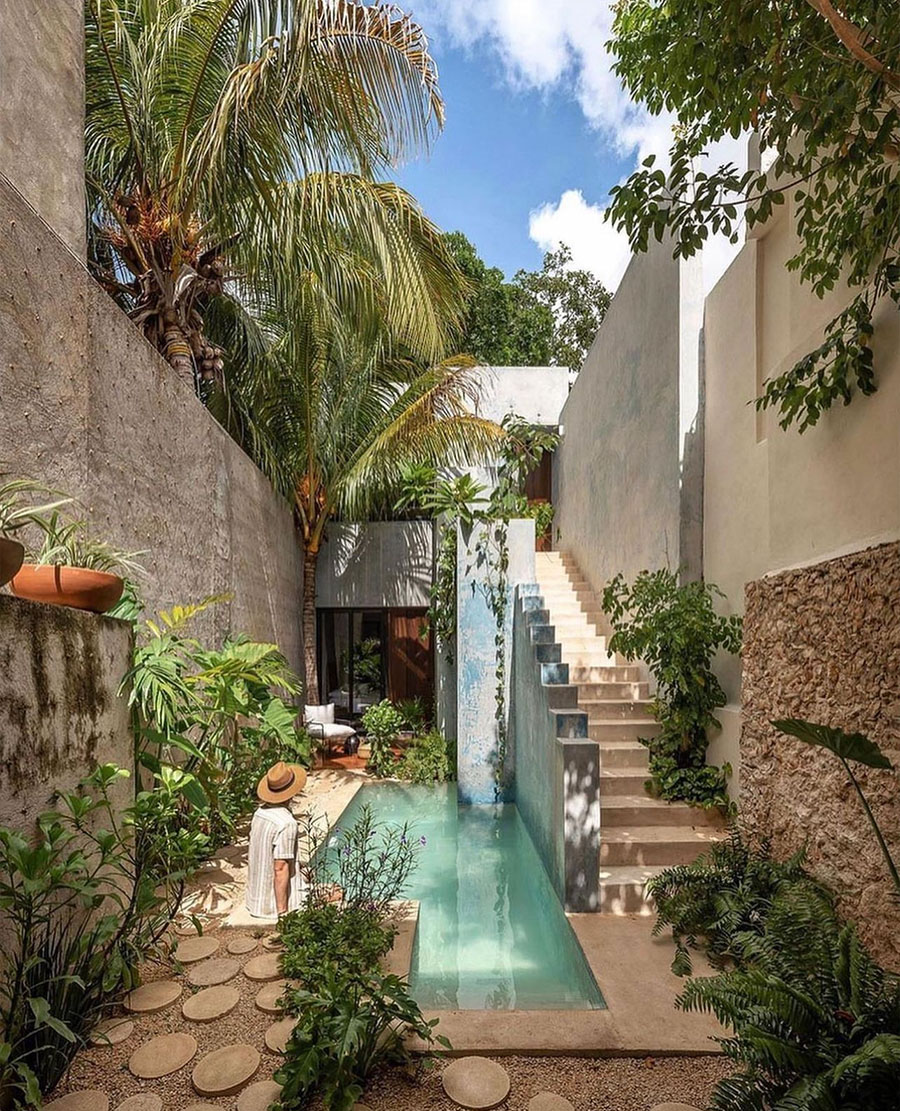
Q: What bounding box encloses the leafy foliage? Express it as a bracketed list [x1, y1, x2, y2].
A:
[399, 729, 455, 785]
[27, 510, 146, 577]
[649, 827, 830, 976]
[0, 478, 69, 538]
[361, 700, 404, 778]
[602, 570, 742, 808]
[278, 903, 395, 988]
[607, 0, 900, 430]
[679, 886, 900, 1110]
[0, 765, 205, 1103]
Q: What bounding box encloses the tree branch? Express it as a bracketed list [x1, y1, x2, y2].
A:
[806, 0, 900, 90]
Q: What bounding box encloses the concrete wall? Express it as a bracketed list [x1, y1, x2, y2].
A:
[456, 518, 535, 804]
[0, 2, 85, 255]
[552, 239, 703, 596]
[473, 366, 570, 426]
[703, 197, 900, 785]
[0, 178, 304, 674]
[0, 595, 133, 830]
[317, 521, 433, 608]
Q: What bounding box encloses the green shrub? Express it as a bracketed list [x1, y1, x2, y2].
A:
[400, 729, 455, 785]
[602, 569, 742, 809]
[278, 903, 395, 987]
[648, 826, 830, 976]
[396, 696, 428, 733]
[361, 700, 404, 778]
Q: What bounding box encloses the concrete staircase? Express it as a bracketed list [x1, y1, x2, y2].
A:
[534, 550, 724, 915]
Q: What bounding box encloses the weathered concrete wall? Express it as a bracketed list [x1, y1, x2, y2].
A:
[740, 543, 900, 969]
[0, 2, 85, 255]
[317, 521, 433, 608]
[511, 587, 600, 911]
[552, 239, 703, 593]
[0, 595, 133, 830]
[456, 518, 535, 804]
[0, 178, 304, 673]
[473, 366, 570, 426]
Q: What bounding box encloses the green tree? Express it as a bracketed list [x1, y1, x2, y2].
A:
[85, 0, 462, 390]
[607, 0, 900, 431]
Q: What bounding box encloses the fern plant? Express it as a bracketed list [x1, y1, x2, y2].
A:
[680, 886, 900, 1110]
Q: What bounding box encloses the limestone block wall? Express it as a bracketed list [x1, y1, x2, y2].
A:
[0, 595, 133, 831]
[741, 542, 900, 968]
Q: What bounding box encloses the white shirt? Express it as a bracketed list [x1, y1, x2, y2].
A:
[245, 805, 305, 919]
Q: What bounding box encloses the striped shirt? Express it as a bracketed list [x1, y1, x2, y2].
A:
[245, 805, 305, 919]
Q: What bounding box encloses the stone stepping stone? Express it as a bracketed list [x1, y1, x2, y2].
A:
[188, 957, 241, 987]
[175, 936, 220, 964]
[44, 1094, 110, 1111]
[264, 1016, 297, 1054]
[115, 1097, 163, 1111]
[237, 1080, 283, 1111]
[129, 1032, 198, 1079]
[182, 1105, 221, 1111]
[261, 935, 283, 951]
[192, 1044, 261, 1097]
[442, 1057, 511, 1110]
[90, 1017, 134, 1046]
[352, 1105, 374, 1111]
[650, 1106, 702, 1111]
[254, 979, 290, 1014]
[182, 984, 241, 1023]
[175, 919, 209, 936]
[123, 980, 182, 1014]
[243, 951, 282, 981]
[227, 935, 259, 955]
[528, 1095, 575, 1111]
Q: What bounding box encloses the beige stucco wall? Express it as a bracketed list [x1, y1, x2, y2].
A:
[704, 199, 900, 788]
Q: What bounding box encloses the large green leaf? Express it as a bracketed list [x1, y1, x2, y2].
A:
[773, 720, 894, 770]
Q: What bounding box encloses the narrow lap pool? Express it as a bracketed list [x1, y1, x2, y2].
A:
[330, 782, 604, 1010]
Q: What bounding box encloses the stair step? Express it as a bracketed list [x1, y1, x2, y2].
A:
[600, 769, 651, 794]
[589, 719, 661, 742]
[598, 865, 666, 915]
[577, 681, 650, 700]
[571, 665, 642, 683]
[559, 637, 612, 653]
[601, 795, 723, 827]
[600, 825, 725, 866]
[597, 741, 649, 768]
[580, 698, 655, 720]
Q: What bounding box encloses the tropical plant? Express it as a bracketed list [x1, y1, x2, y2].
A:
[278, 902, 396, 988]
[649, 826, 830, 976]
[28, 511, 145, 575]
[360, 700, 404, 778]
[399, 728, 454, 785]
[396, 696, 428, 733]
[679, 885, 900, 1110]
[85, 0, 458, 392]
[0, 478, 69, 537]
[773, 719, 900, 899]
[602, 569, 743, 808]
[608, 0, 900, 431]
[351, 638, 383, 691]
[0, 764, 206, 1105]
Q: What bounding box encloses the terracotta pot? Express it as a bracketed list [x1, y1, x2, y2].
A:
[10, 564, 125, 613]
[0, 537, 25, 587]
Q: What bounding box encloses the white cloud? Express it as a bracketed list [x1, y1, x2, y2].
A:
[528, 190, 631, 291]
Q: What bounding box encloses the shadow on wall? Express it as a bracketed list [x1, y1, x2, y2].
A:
[318, 522, 434, 608]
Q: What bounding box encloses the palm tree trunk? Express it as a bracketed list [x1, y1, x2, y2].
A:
[161, 315, 198, 392]
[302, 545, 319, 701]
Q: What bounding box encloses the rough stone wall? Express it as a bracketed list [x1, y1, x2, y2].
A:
[0, 177, 303, 674]
[741, 542, 900, 968]
[0, 595, 133, 830]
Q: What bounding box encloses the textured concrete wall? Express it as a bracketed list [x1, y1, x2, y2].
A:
[741, 543, 900, 969]
[0, 2, 85, 254]
[473, 366, 570, 426]
[0, 179, 304, 673]
[552, 239, 703, 593]
[456, 518, 535, 804]
[511, 588, 600, 911]
[0, 595, 133, 830]
[317, 521, 433, 608]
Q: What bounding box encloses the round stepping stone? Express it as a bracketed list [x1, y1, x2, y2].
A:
[528, 1096, 575, 1111]
[176, 936, 220, 964]
[650, 1106, 702, 1111]
[261, 935, 283, 951]
[182, 984, 241, 1023]
[90, 1017, 134, 1046]
[255, 979, 289, 1014]
[442, 1057, 511, 1110]
[44, 1094, 109, 1111]
[264, 1016, 297, 1054]
[175, 919, 207, 936]
[237, 1080, 283, 1111]
[123, 980, 182, 1014]
[129, 1032, 198, 1079]
[244, 952, 282, 982]
[192, 1044, 261, 1097]
[116, 1097, 163, 1111]
[188, 957, 241, 987]
[183, 1105, 221, 1111]
[227, 935, 259, 955]
[352, 1105, 374, 1111]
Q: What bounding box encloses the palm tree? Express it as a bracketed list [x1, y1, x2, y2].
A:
[84, 0, 452, 390]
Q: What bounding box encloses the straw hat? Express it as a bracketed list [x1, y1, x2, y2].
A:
[257, 760, 307, 804]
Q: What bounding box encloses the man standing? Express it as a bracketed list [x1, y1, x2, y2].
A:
[246, 760, 307, 919]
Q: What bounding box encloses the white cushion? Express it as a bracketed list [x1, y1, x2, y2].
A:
[304, 703, 335, 725]
[318, 723, 356, 740]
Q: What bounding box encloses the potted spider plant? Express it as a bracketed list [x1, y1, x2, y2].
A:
[0, 478, 70, 588]
[10, 512, 145, 613]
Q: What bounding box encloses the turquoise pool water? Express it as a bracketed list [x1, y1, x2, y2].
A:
[330, 782, 604, 1010]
